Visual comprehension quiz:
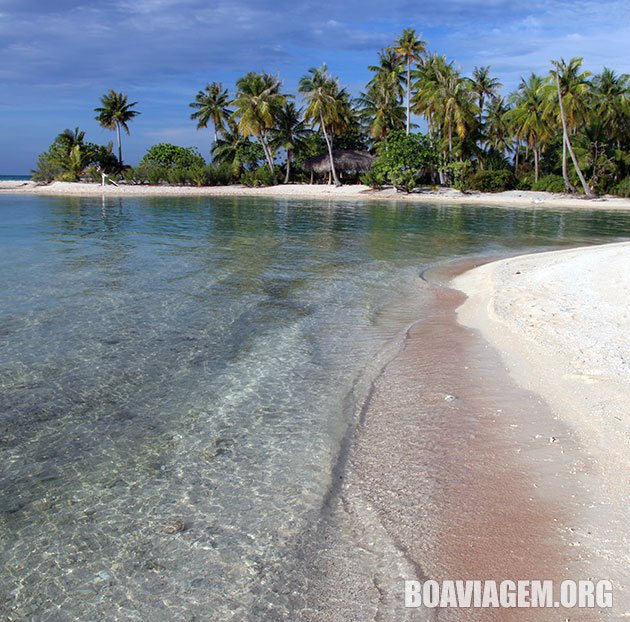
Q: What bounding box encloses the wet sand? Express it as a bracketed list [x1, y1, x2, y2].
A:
[452, 243, 630, 618]
[3, 180, 630, 211]
[287, 258, 609, 620]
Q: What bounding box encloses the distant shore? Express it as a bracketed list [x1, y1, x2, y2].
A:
[3, 180, 630, 210]
[453, 242, 630, 615]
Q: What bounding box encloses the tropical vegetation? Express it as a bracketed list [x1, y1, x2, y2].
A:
[32, 32, 630, 196]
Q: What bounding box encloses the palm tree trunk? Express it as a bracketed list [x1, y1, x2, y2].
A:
[555, 73, 583, 194]
[259, 133, 276, 181]
[284, 150, 291, 184]
[514, 141, 519, 175]
[565, 133, 594, 196]
[406, 60, 411, 134]
[534, 145, 540, 182]
[320, 114, 341, 186]
[116, 123, 122, 164]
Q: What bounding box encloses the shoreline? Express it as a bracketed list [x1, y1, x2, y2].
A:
[452, 242, 630, 617]
[2, 180, 630, 210]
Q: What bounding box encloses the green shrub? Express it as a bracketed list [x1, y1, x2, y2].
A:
[443, 161, 473, 191]
[360, 169, 386, 189]
[241, 166, 276, 187]
[468, 169, 516, 192]
[139, 143, 205, 170]
[205, 163, 233, 186]
[370, 130, 438, 193]
[531, 175, 566, 193]
[516, 175, 534, 190]
[610, 178, 630, 198]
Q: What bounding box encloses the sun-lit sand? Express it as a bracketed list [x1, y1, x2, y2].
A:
[453, 242, 630, 615]
[3, 180, 630, 210]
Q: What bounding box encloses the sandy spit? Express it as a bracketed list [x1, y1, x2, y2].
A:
[452, 242, 630, 616]
[2, 181, 630, 210]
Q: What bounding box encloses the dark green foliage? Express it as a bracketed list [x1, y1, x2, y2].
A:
[139, 143, 205, 169]
[531, 175, 567, 193]
[360, 169, 387, 189]
[467, 169, 516, 192]
[610, 178, 630, 197]
[516, 174, 535, 190]
[31, 128, 121, 182]
[370, 130, 438, 192]
[443, 161, 473, 191]
[241, 166, 277, 187]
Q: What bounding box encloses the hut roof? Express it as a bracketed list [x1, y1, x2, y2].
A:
[302, 150, 375, 174]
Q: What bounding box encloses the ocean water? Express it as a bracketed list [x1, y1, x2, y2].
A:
[0, 175, 31, 181]
[0, 194, 628, 621]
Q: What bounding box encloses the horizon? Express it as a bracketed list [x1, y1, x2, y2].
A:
[1, 0, 629, 172]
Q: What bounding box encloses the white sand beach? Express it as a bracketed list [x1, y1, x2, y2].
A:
[2, 180, 630, 210]
[453, 242, 630, 615]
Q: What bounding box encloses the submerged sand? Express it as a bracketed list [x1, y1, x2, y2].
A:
[2, 180, 630, 210]
[453, 242, 630, 617]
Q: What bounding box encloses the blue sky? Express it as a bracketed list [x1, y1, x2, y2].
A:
[1, 0, 629, 172]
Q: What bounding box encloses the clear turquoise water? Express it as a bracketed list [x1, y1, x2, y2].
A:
[0, 194, 628, 620]
[0, 175, 31, 181]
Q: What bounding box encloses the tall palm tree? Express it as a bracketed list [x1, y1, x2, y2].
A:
[270, 102, 310, 183]
[505, 74, 547, 180]
[232, 72, 285, 178]
[390, 28, 427, 134]
[546, 58, 594, 196]
[591, 68, 630, 148]
[299, 65, 349, 186]
[470, 66, 502, 123]
[485, 96, 512, 159]
[94, 90, 140, 165]
[359, 49, 405, 139]
[189, 82, 231, 146]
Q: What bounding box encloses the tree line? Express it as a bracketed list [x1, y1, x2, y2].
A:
[33, 28, 630, 197]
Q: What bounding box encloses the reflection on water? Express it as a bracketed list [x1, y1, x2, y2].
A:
[0, 195, 628, 620]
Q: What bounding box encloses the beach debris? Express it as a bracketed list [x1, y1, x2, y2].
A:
[515, 270, 521, 274]
[549, 436, 560, 443]
[444, 394, 456, 402]
[161, 518, 186, 534]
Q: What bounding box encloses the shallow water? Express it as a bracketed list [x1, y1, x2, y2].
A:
[0, 195, 628, 620]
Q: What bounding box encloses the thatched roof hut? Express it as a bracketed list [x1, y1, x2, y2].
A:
[302, 150, 375, 175]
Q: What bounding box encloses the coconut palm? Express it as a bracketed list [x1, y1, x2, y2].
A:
[270, 102, 310, 183]
[390, 28, 427, 134]
[359, 49, 405, 139]
[189, 82, 231, 146]
[505, 74, 547, 180]
[546, 58, 594, 196]
[232, 72, 285, 179]
[94, 90, 140, 165]
[299, 65, 349, 186]
[485, 96, 512, 159]
[591, 68, 630, 148]
[470, 66, 502, 123]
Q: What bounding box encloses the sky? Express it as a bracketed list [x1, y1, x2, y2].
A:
[1, 0, 629, 173]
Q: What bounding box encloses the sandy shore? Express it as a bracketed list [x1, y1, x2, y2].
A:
[2, 180, 630, 210]
[453, 242, 630, 616]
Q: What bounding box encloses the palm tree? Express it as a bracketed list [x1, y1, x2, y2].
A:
[270, 102, 310, 183]
[485, 96, 512, 159]
[94, 90, 140, 165]
[189, 82, 231, 146]
[211, 121, 249, 178]
[546, 58, 594, 196]
[591, 68, 630, 148]
[390, 28, 426, 134]
[232, 72, 285, 178]
[505, 74, 547, 180]
[359, 49, 405, 139]
[299, 65, 349, 186]
[470, 66, 502, 123]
